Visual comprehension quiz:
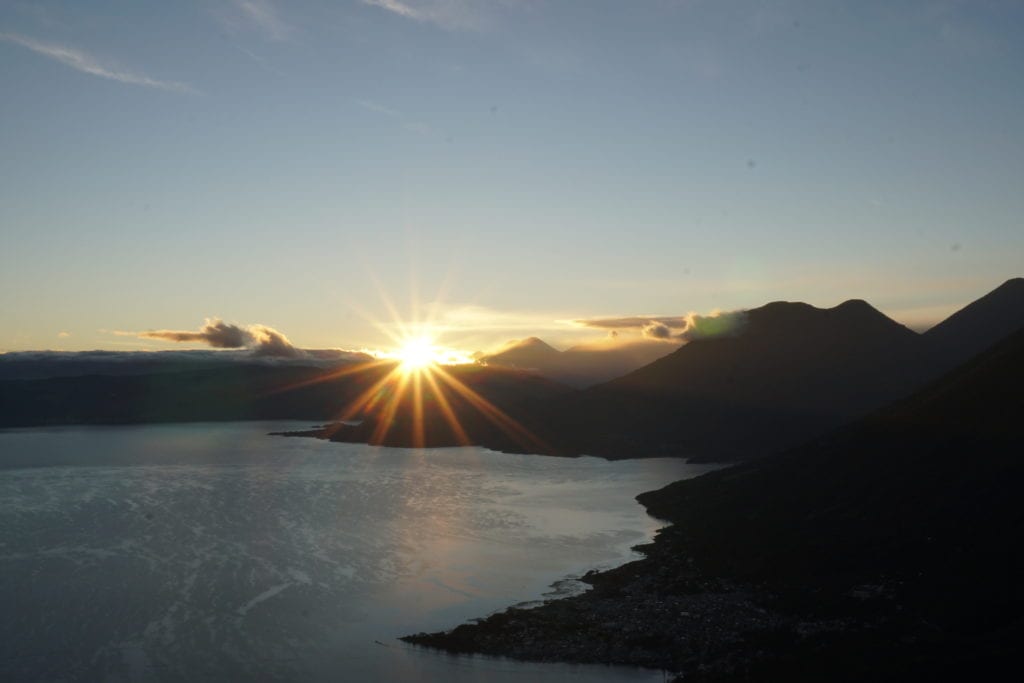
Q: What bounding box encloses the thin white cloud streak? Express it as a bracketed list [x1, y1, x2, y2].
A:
[235, 44, 288, 77]
[227, 0, 293, 41]
[364, 0, 421, 21]
[355, 98, 402, 119]
[360, 0, 489, 31]
[0, 32, 195, 93]
[354, 99, 433, 134]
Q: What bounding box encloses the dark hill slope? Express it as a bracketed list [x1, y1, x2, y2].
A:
[640, 326, 1024, 630]
[523, 299, 929, 460]
[611, 299, 919, 410]
[923, 277, 1024, 370]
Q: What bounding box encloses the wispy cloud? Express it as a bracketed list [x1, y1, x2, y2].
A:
[360, 0, 492, 31]
[355, 98, 402, 119]
[355, 99, 432, 134]
[234, 44, 288, 77]
[575, 314, 690, 341]
[224, 0, 293, 41]
[574, 315, 691, 331]
[364, 0, 421, 21]
[0, 32, 195, 93]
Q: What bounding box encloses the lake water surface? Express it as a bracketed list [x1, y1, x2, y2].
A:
[0, 422, 716, 682]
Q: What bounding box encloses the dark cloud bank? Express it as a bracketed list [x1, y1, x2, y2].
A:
[140, 318, 305, 357]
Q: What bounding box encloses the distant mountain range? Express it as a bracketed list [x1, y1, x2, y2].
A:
[480, 337, 677, 388]
[488, 278, 1024, 461]
[2, 278, 1021, 464]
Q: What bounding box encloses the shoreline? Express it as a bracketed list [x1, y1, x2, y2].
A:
[399, 427, 1024, 682]
[399, 507, 805, 679]
[270, 422, 742, 464]
[401, 534, 780, 678]
[398, 492, 911, 682]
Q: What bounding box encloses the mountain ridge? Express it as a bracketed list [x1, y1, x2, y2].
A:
[4, 279, 1022, 466]
[403, 313, 1024, 682]
[505, 298, 929, 461]
[922, 277, 1024, 369]
[481, 336, 677, 388]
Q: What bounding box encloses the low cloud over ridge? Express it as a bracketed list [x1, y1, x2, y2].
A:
[679, 311, 748, 341]
[576, 310, 748, 341]
[140, 318, 300, 357]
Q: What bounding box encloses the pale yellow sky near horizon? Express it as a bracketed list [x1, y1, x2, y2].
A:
[0, 284, 981, 356]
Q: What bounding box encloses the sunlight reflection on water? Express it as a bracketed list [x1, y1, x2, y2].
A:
[0, 422, 718, 682]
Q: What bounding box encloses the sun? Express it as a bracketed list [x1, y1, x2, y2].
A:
[396, 337, 437, 371]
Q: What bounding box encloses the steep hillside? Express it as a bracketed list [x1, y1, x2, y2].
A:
[923, 277, 1024, 369]
[525, 299, 928, 460]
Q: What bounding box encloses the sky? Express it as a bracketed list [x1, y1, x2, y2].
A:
[2, 0, 1022, 355]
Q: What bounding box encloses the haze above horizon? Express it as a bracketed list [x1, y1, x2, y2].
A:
[2, 1, 1022, 354]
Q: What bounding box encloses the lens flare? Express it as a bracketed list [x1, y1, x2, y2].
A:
[261, 269, 548, 452]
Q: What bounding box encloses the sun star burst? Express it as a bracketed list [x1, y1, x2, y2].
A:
[396, 336, 437, 372]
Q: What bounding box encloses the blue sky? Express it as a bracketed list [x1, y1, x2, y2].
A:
[2, 0, 1022, 353]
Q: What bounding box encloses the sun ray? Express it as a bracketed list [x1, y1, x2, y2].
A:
[259, 358, 392, 397]
[411, 368, 424, 448]
[256, 264, 538, 453]
[365, 267, 412, 344]
[431, 366, 550, 452]
[407, 251, 421, 333]
[421, 368, 471, 446]
[423, 263, 458, 332]
[371, 369, 414, 444]
[319, 364, 403, 433]
[300, 366, 391, 440]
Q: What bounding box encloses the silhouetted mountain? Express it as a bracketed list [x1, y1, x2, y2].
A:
[406, 325, 1024, 681]
[631, 326, 1024, 679]
[482, 337, 677, 388]
[516, 299, 930, 460]
[923, 277, 1024, 370]
[640, 326, 1024, 575]
[483, 337, 563, 373]
[559, 340, 682, 385]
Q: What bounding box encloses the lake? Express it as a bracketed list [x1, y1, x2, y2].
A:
[0, 422, 716, 682]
